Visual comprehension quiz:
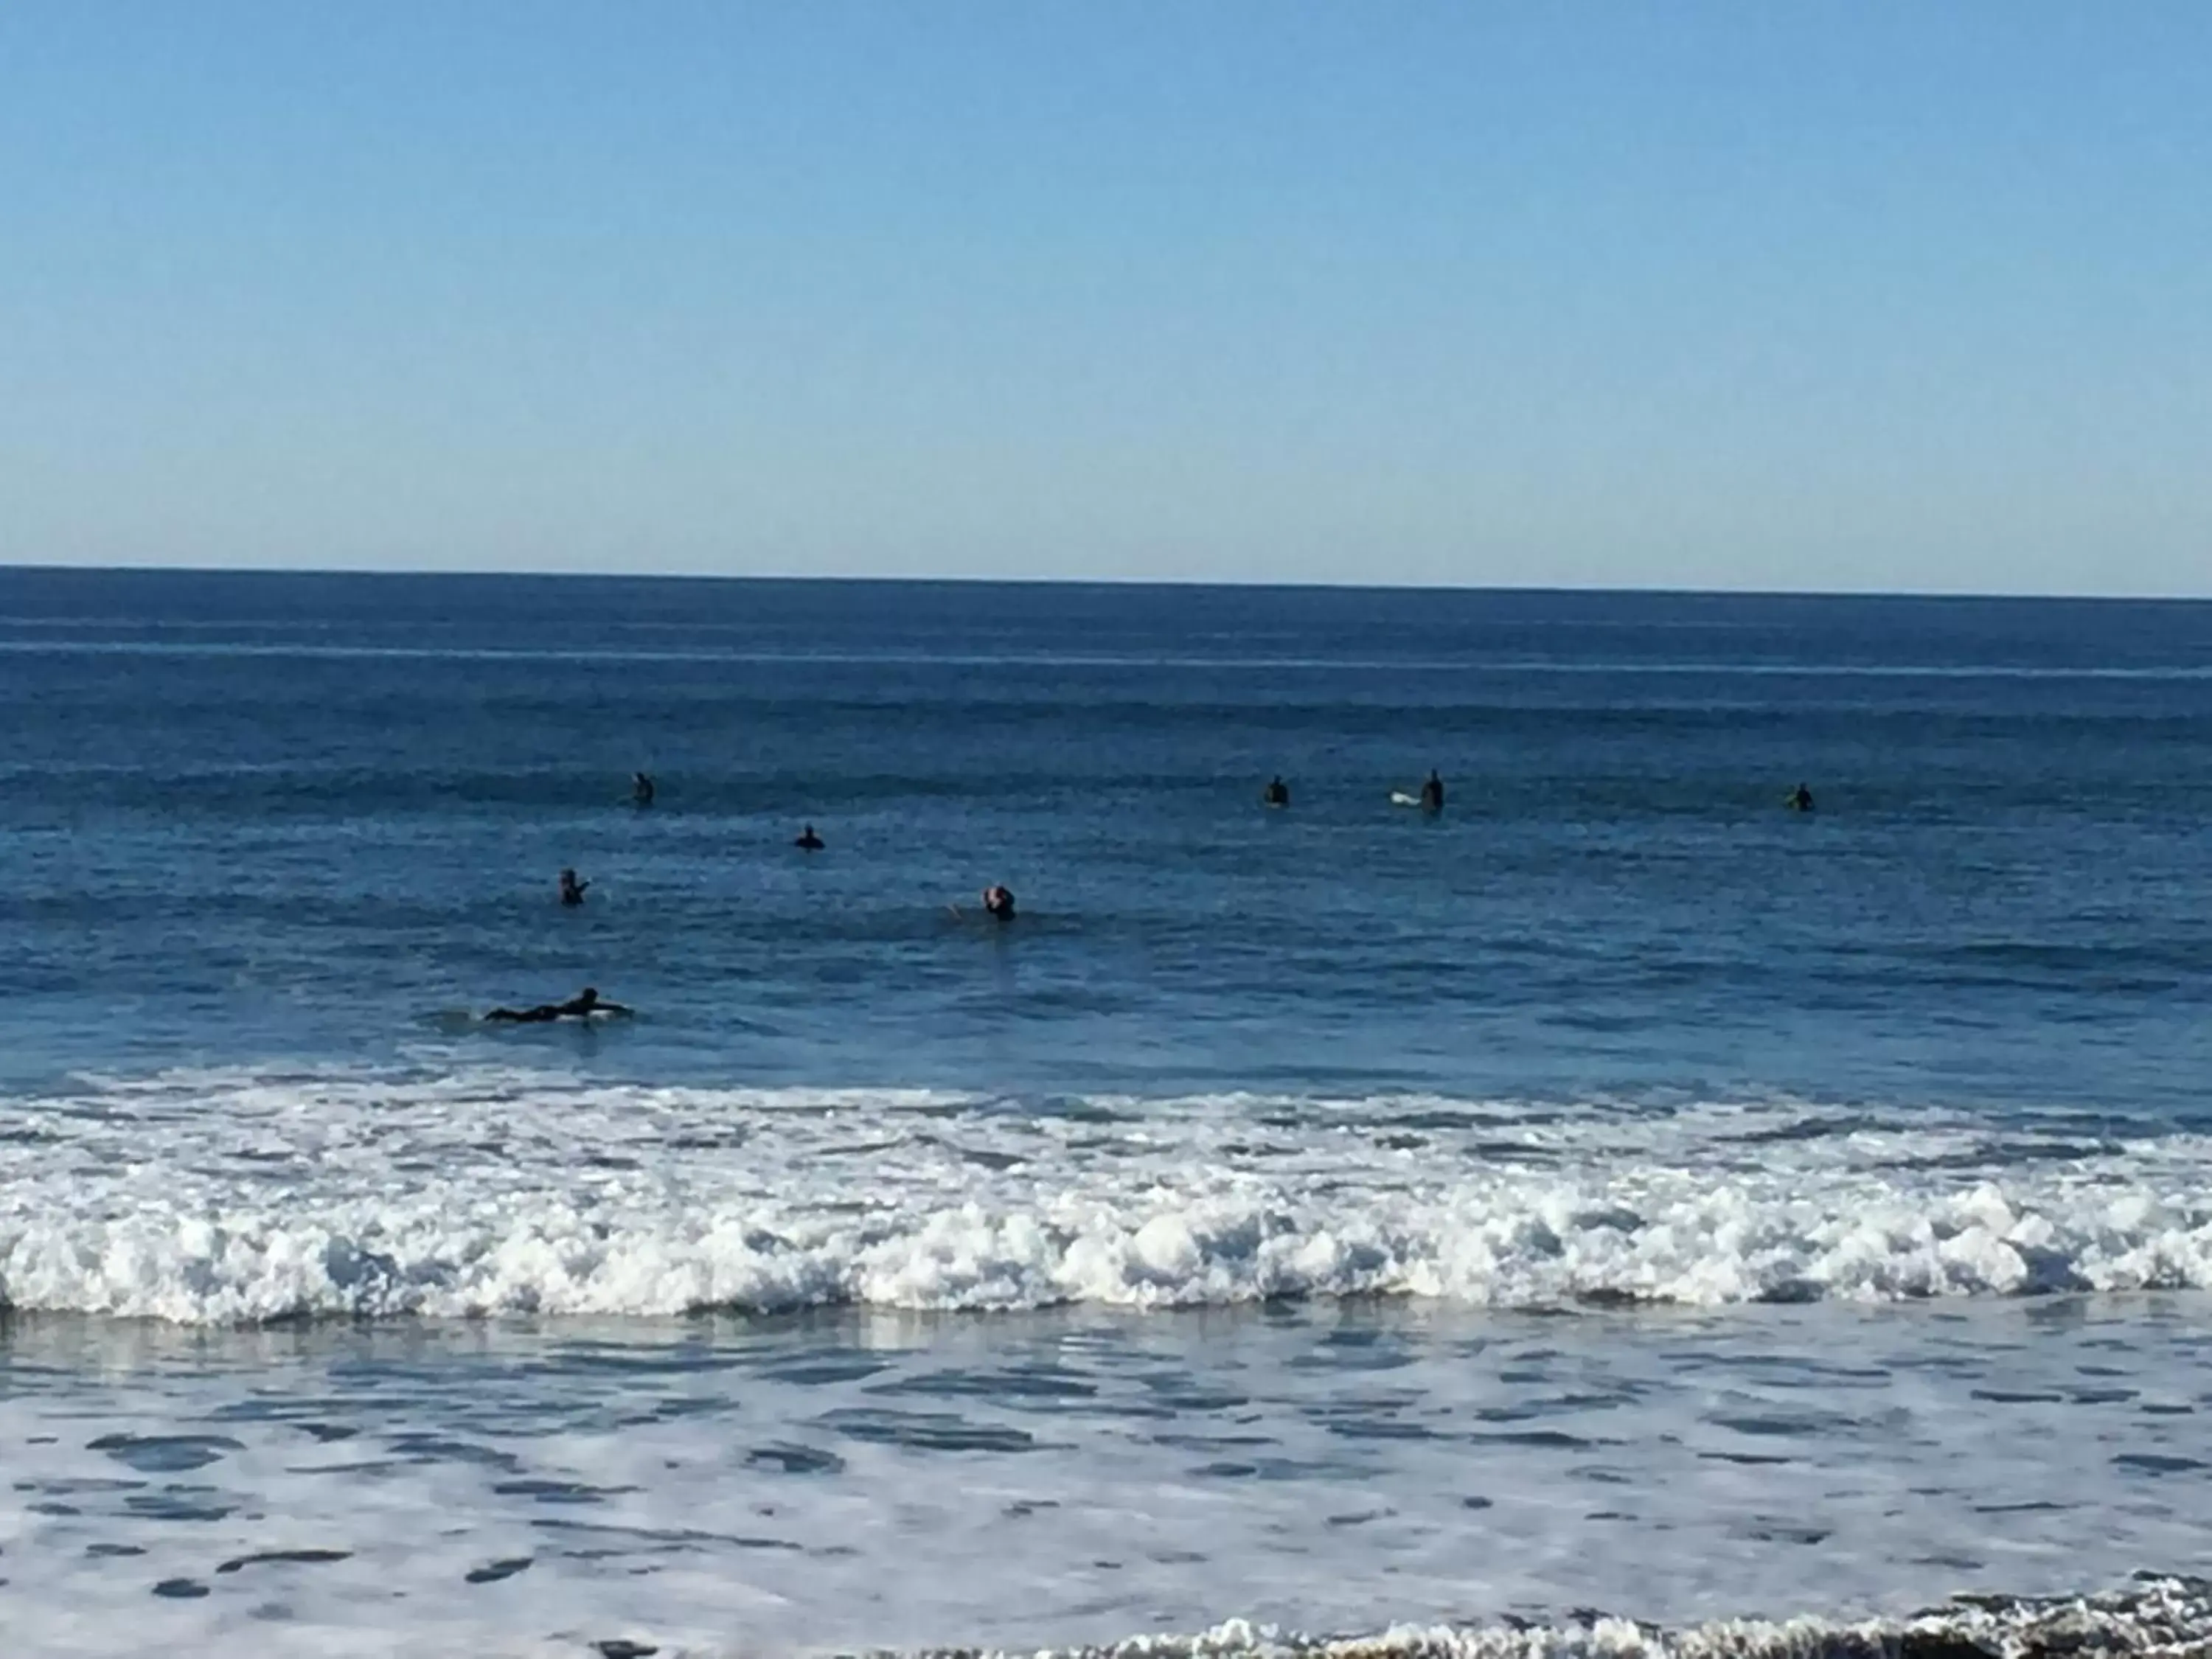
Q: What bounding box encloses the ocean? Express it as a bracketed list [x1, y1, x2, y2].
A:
[3, 568, 2211, 1656]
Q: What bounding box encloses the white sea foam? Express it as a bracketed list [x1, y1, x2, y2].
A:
[963, 1580, 2212, 1659]
[4, 1065, 2211, 1323]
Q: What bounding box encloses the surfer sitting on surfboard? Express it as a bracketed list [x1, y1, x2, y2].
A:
[1788, 782, 1815, 812]
[981, 885, 1017, 921]
[1263, 776, 1290, 807]
[485, 986, 632, 1024]
[558, 868, 590, 906]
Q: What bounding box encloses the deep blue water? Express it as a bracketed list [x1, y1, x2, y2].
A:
[6, 568, 2212, 1114]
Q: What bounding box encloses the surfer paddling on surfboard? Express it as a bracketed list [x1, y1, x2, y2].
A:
[485, 986, 632, 1024]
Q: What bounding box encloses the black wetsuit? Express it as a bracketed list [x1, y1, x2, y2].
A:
[1264, 779, 1290, 807]
[1419, 775, 1444, 813]
[486, 1002, 568, 1024]
[487, 993, 630, 1023]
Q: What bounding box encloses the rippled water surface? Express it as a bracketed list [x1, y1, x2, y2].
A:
[4, 571, 2212, 1652]
[7, 1301, 2212, 1655]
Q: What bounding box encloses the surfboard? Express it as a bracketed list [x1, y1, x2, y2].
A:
[1390, 790, 1422, 807]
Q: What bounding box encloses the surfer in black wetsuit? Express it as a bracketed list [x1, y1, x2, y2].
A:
[795, 824, 825, 851]
[559, 868, 589, 906]
[633, 772, 655, 807]
[1789, 783, 1815, 813]
[1263, 776, 1290, 808]
[485, 986, 632, 1023]
[981, 884, 1016, 921]
[1419, 769, 1445, 813]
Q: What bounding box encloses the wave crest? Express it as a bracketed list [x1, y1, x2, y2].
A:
[4, 1068, 2211, 1323]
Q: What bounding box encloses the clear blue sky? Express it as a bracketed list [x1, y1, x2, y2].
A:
[3, 4, 2208, 592]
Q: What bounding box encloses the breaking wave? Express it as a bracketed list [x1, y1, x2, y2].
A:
[4, 1065, 2211, 1324]
[927, 1579, 2212, 1659]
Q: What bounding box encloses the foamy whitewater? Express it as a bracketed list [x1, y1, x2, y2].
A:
[6, 1066, 2212, 1323]
[6, 574, 2212, 1653]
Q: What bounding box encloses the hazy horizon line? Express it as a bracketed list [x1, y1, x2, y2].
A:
[3, 560, 2209, 608]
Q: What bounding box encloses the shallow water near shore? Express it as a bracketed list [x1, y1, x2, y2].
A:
[6, 1297, 2212, 1655]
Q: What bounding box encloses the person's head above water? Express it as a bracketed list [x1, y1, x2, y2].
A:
[560, 984, 633, 1017]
